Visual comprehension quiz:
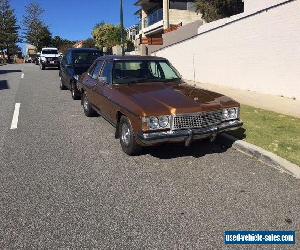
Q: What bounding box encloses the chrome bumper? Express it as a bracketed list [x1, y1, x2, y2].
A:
[137, 120, 243, 146]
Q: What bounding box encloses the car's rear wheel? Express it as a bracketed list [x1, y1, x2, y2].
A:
[59, 76, 66, 90]
[82, 92, 96, 117]
[71, 83, 80, 100]
[119, 116, 141, 156]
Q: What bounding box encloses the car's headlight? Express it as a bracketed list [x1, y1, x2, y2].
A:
[149, 117, 159, 129]
[222, 107, 239, 120]
[158, 116, 169, 128]
[142, 115, 170, 131]
[41, 57, 46, 61]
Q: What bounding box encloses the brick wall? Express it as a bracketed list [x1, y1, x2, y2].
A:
[153, 0, 300, 99]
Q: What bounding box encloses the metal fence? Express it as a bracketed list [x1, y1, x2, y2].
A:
[143, 8, 163, 28]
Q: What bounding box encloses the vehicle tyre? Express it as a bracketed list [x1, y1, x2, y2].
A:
[82, 92, 96, 117]
[40, 64, 45, 70]
[119, 116, 142, 156]
[59, 76, 66, 90]
[71, 83, 80, 100]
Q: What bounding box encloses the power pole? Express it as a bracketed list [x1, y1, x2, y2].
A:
[120, 0, 125, 56]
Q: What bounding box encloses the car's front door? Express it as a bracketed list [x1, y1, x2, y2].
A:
[60, 51, 73, 88]
[60, 55, 68, 84]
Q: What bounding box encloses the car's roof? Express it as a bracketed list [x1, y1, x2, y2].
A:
[96, 55, 167, 61]
[68, 48, 100, 52]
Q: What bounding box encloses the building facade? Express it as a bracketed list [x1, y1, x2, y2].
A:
[134, 0, 201, 50]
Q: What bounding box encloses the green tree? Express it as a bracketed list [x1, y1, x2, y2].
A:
[81, 38, 95, 48]
[51, 35, 63, 48]
[195, 0, 244, 22]
[51, 35, 75, 53]
[93, 23, 125, 52]
[0, 0, 19, 61]
[22, 2, 52, 51]
[38, 25, 52, 49]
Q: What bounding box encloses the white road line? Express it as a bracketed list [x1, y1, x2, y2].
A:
[21, 73, 24, 78]
[10, 103, 21, 130]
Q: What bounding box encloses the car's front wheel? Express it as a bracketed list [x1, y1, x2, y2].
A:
[59, 76, 66, 90]
[71, 83, 80, 100]
[40, 64, 45, 70]
[82, 92, 96, 117]
[119, 116, 141, 156]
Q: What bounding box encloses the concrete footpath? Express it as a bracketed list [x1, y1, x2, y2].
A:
[189, 81, 300, 118]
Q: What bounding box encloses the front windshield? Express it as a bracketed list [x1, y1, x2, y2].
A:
[112, 60, 181, 84]
[42, 50, 58, 54]
[72, 51, 102, 64]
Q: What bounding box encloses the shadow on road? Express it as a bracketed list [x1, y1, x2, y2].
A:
[144, 139, 231, 159]
[0, 69, 22, 75]
[0, 80, 9, 90]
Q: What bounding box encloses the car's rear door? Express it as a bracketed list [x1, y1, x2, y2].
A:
[93, 60, 115, 122]
[84, 60, 103, 106]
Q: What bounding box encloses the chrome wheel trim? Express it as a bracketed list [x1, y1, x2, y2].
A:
[83, 95, 88, 111]
[121, 123, 130, 146]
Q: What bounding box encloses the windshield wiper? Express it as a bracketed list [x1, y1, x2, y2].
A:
[163, 78, 181, 82]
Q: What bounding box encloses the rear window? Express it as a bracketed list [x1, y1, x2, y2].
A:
[72, 51, 102, 64]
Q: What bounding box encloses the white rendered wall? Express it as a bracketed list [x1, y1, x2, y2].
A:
[153, 0, 300, 99]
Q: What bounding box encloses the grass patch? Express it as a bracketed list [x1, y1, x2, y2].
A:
[228, 105, 300, 166]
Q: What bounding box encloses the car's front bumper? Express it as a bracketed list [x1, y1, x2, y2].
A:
[137, 119, 243, 146]
[41, 61, 60, 67]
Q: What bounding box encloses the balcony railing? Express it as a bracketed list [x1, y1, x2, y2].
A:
[143, 8, 163, 28]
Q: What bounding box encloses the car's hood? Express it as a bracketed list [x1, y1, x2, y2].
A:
[115, 82, 239, 115]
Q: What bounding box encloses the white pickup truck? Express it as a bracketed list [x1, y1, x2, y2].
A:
[39, 47, 60, 70]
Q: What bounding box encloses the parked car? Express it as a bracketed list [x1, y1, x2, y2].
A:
[39, 47, 60, 70]
[59, 48, 102, 99]
[77, 55, 243, 155]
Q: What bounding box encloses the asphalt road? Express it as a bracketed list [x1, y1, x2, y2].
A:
[0, 63, 299, 249]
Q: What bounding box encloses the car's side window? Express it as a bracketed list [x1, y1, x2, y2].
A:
[66, 52, 72, 65]
[101, 61, 113, 84]
[91, 61, 103, 80]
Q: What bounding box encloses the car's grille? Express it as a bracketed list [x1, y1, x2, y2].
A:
[47, 57, 57, 61]
[172, 111, 222, 130]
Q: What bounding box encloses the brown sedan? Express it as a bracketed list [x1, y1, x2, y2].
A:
[77, 55, 243, 155]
